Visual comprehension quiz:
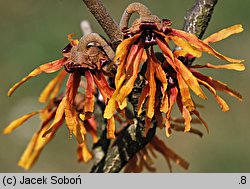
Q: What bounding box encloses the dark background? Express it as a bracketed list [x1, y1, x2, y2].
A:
[0, 0, 249, 172]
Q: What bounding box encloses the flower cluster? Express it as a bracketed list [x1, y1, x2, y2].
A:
[4, 33, 118, 169]
[104, 2, 244, 137]
[4, 2, 244, 172]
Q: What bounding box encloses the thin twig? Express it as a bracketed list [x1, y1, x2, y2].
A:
[82, 0, 122, 49]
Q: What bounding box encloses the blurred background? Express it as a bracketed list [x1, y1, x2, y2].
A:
[0, 0, 249, 172]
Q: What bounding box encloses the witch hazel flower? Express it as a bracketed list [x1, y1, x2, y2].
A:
[3, 93, 98, 170]
[104, 2, 244, 137]
[3, 32, 122, 169]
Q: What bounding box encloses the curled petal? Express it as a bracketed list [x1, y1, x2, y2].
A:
[176, 95, 192, 133]
[203, 24, 243, 44]
[215, 96, 230, 112]
[3, 112, 39, 134]
[68, 34, 79, 46]
[114, 41, 142, 102]
[8, 58, 66, 96]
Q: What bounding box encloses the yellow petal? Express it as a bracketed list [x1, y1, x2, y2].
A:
[107, 34, 141, 71]
[157, 34, 204, 102]
[104, 75, 126, 119]
[138, 85, 149, 115]
[151, 49, 168, 91]
[191, 63, 245, 71]
[176, 73, 195, 111]
[42, 97, 66, 137]
[182, 106, 192, 132]
[116, 40, 144, 104]
[171, 29, 244, 63]
[203, 24, 244, 44]
[170, 35, 202, 57]
[193, 70, 242, 101]
[215, 95, 230, 112]
[65, 99, 84, 143]
[19, 121, 60, 170]
[39, 70, 67, 103]
[3, 112, 39, 134]
[115, 33, 141, 62]
[160, 90, 169, 113]
[197, 78, 229, 112]
[106, 117, 116, 139]
[18, 132, 40, 170]
[8, 58, 66, 96]
[77, 142, 93, 163]
[164, 117, 171, 137]
[145, 56, 156, 119]
[175, 58, 207, 99]
[173, 50, 188, 57]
